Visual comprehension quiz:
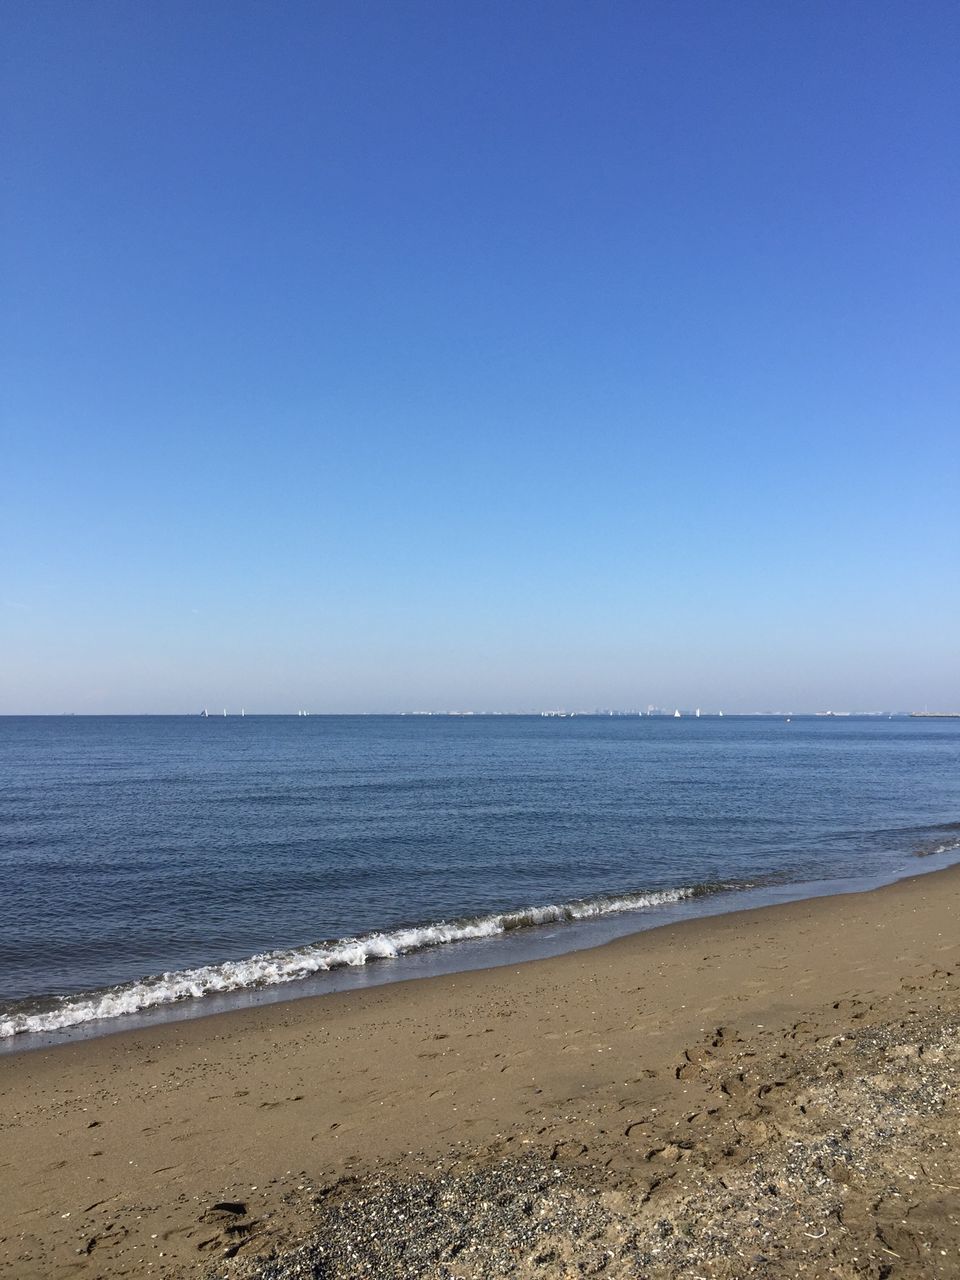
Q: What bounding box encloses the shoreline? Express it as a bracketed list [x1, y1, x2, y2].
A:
[5, 849, 959, 1055]
[2, 863, 959, 1277]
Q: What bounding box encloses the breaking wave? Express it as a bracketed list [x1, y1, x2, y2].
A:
[0, 884, 719, 1039]
[914, 833, 960, 858]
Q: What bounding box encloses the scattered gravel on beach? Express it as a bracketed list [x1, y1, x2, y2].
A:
[210, 1004, 960, 1280]
[225, 1157, 619, 1279]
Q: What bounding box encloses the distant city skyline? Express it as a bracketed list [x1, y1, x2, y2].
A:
[3, 2, 958, 715]
[5, 706, 954, 719]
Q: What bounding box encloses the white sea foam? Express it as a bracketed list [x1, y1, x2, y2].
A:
[0, 885, 703, 1039]
[914, 833, 960, 858]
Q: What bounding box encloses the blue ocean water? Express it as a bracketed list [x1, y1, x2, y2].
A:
[1, 714, 958, 1042]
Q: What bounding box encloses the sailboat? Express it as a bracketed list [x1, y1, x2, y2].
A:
[674, 709, 681, 718]
[200, 708, 208, 718]
[241, 708, 245, 717]
[695, 708, 701, 718]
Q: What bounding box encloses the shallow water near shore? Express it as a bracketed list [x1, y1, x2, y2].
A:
[2, 713, 959, 1048]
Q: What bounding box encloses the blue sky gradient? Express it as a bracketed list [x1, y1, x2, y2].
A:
[2, 1, 958, 712]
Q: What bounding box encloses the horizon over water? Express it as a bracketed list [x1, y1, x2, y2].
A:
[1, 714, 959, 1050]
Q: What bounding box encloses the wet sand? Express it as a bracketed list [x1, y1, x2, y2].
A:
[1, 865, 958, 1278]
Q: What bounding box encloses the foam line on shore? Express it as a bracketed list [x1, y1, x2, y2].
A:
[0, 883, 719, 1038]
[915, 832, 960, 857]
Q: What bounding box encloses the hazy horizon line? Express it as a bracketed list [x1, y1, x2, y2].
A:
[1, 709, 950, 719]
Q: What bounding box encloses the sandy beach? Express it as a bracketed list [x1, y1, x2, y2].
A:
[2, 865, 959, 1279]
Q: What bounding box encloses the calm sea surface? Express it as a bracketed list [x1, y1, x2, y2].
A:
[1, 715, 959, 1043]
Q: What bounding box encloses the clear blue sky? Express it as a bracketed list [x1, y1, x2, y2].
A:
[2, 1, 957, 713]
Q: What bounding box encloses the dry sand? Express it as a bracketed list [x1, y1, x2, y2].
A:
[1, 866, 959, 1279]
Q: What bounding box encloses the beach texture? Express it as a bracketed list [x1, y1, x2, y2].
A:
[2, 867, 959, 1278]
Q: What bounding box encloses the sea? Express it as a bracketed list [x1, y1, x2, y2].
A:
[2, 714, 959, 1050]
